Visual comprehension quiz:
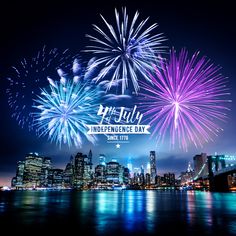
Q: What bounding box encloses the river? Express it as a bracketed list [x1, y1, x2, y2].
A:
[0, 190, 236, 235]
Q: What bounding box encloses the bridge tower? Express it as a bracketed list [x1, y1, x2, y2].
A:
[208, 155, 227, 191]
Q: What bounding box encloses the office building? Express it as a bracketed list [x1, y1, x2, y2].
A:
[123, 167, 130, 184]
[95, 164, 106, 183]
[23, 153, 44, 188]
[106, 160, 120, 183]
[150, 151, 157, 184]
[40, 157, 52, 187]
[15, 160, 25, 187]
[163, 172, 175, 186]
[63, 156, 74, 188]
[99, 154, 106, 166]
[50, 169, 64, 188]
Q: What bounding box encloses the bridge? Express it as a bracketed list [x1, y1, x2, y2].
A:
[194, 155, 236, 191]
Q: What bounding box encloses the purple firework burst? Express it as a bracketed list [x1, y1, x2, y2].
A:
[139, 49, 231, 150]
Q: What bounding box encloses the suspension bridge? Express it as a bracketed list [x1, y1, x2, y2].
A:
[194, 155, 236, 191]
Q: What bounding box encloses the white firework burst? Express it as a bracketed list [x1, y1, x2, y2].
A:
[85, 7, 167, 94]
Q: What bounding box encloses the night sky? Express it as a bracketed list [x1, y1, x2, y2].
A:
[1, 0, 236, 186]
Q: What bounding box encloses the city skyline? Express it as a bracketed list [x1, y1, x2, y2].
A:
[10, 150, 164, 189]
[8, 150, 236, 192]
[1, 1, 236, 186]
[2, 148, 233, 188]
[4, 149, 180, 186]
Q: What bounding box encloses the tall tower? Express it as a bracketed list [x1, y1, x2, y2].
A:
[99, 154, 106, 166]
[127, 157, 133, 177]
[88, 149, 92, 169]
[24, 153, 43, 188]
[15, 161, 25, 187]
[74, 153, 84, 184]
[150, 151, 157, 184]
[88, 149, 93, 163]
[187, 161, 193, 172]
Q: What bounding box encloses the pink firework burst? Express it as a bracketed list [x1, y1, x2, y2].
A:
[139, 49, 231, 150]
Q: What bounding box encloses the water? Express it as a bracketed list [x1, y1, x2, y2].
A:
[0, 190, 236, 235]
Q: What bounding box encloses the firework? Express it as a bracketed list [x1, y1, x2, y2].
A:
[139, 49, 231, 150]
[6, 46, 79, 130]
[84, 7, 166, 94]
[33, 71, 101, 148]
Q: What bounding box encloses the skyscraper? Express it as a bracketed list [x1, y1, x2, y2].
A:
[15, 160, 25, 188]
[123, 167, 130, 184]
[127, 157, 133, 177]
[187, 161, 193, 172]
[74, 151, 93, 187]
[99, 154, 106, 166]
[150, 151, 157, 184]
[11, 154, 52, 188]
[146, 162, 151, 174]
[95, 164, 106, 183]
[88, 150, 92, 167]
[106, 160, 120, 183]
[141, 165, 144, 175]
[74, 152, 84, 186]
[41, 157, 52, 187]
[50, 169, 64, 188]
[64, 156, 74, 188]
[163, 172, 175, 186]
[180, 162, 194, 185]
[145, 173, 151, 186]
[23, 153, 43, 188]
[84, 150, 93, 183]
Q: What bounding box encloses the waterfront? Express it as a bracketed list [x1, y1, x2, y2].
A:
[0, 190, 236, 235]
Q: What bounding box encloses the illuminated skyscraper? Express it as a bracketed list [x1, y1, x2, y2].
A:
[127, 157, 133, 177]
[146, 162, 151, 174]
[74, 151, 93, 187]
[141, 165, 144, 175]
[95, 164, 106, 182]
[150, 151, 157, 184]
[64, 156, 74, 188]
[88, 150, 92, 167]
[12, 153, 52, 188]
[99, 154, 106, 166]
[163, 172, 175, 186]
[41, 157, 52, 187]
[50, 169, 64, 188]
[84, 150, 93, 183]
[74, 152, 84, 186]
[106, 160, 120, 183]
[14, 160, 25, 188]
[23, 153, 43, 188]
[145, 173, 151, 186]
[187, 161, 193, 172]
[123, 167, 130, 184]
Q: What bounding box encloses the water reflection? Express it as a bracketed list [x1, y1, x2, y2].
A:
[186, 191, 213, 228]
[0, 190, 236, 235]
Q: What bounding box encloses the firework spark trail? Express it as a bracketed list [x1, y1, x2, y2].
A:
[84, 7, 167, 94]
[6, 46, 79, 131]
[139, 49, 231, 150]
[33, 71, 101, 148]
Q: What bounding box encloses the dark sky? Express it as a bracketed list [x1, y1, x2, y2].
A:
[1, 0, 236, 185]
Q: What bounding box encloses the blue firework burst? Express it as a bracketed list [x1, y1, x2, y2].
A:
[6, 46, 79, 130]
[33, 71, 101, 148]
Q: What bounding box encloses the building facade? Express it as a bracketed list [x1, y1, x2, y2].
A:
[150, 151, 157, 184]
